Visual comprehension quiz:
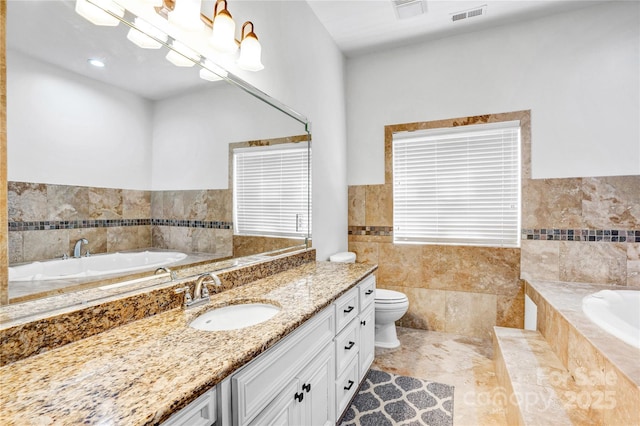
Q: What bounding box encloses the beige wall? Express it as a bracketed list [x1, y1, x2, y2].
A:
[348, 110, 640, 340]
[1, 0, 8, 304]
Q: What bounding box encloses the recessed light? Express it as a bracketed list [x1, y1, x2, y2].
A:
[88, 58, 106, 68]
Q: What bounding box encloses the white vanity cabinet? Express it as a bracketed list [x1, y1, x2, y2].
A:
[162, 388, 217, 426]
[334, 274, 376, 417]
[168, 273, 376, 426]
[232, 306, 335, 426]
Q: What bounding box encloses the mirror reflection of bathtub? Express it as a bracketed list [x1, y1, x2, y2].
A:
[4, 1, 311, 307]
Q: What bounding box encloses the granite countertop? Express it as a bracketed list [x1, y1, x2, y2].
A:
[0, 261, 377, 425]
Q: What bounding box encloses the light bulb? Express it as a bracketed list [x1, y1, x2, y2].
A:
[168, 0, 204, 32]
[237, 33, 263, 71]
[75, 0, 124, 26]
[127, 18, 167, 49]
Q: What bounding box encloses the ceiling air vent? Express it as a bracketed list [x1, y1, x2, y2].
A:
[451, 5, 487, 23]
[392, 0, 427, 20]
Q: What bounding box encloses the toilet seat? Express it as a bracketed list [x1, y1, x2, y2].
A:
[375, 289, 408, 304]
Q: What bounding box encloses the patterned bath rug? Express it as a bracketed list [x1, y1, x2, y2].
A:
[339, 369, 454, 426]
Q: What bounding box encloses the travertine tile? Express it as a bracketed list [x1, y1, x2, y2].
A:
[107, 226, 148, 252]
[559, 242, 627, 285]
[347, 241, 379, 265]
[376, 243, 423, 288]
[604, 365, 640, 425]
[22, 229, 69, 262]
[68, 228, 108, 257]
[122, 190, 151, 219]
[496, 281, 524, 329]
[47, 184, 91, 220]
[204, 189, 232, 222]
[7, 181, 47, 222]
[445, 291, 497, 340]
[397, 286, 446, 331]
[374, 328, 507, 426]
[348, 185, 366, 226]
[364, 184, 393, 226]
[521, 178, 584, 229]
[150, 191, 164, 218]
[88, 187, 122, 219]
[162, 190, 184, 220]
[7, 231, 23, 265]
[520, 240, 560, 282]
[626, 243, 640, 287]
[432, 246, 520, 295]
[347, 234, 392, 244]
[582, 176, 640, 229]
[545, 308, 570, 368]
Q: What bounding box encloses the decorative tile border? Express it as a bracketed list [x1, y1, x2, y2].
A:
[8, 219, 233, 232]
[522, 229, 640, 243]
[348, 226, 394, 236]
[347, 226, 640, 243]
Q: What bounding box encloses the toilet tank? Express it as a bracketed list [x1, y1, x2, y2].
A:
[329, 252, 356, 263]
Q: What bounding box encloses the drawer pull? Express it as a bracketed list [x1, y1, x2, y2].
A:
[344, 380, 355, 391]
[294, 392, 304, 402]
[302, 383, 311, 393]
[360, 320, 366, 326]
[344, 341, 355, 350]
[365, 289, 374, 295]
[343, 306, 354, 313]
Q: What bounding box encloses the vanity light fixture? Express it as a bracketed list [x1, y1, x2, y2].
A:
[209, 0, 237, 54]
[168, 0, 205, 32]
[127, 17, 168, 49]
[75, 0, 125, 26]
[236, 21, 263, 71]
[199, 59, 228, 82]
[165, 40, 200, 67]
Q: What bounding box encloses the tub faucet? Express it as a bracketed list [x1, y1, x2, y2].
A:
[73, 238, 88, 258]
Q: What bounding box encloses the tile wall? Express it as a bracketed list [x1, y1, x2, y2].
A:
[348, 110, 640, 341]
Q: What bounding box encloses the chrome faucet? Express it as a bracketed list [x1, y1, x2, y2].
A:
[73, 238, 88, 258]
[155, 267, 177, 280]
[193, 272, 222, 302]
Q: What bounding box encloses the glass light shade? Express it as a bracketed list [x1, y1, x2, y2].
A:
[168, 0, 205, 32]
[166, 41, 199, 67]
[237, 35, 264, 71]
[127, 18, 167, 49]
[210, 12, 237, 54]
[75, 0, 124, 26]
[199, 60, 228, 82]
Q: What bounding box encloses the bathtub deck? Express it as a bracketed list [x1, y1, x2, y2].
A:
[493, 326, 600, 425]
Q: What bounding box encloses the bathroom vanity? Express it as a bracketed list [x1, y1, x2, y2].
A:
[0, 261, 376, 425]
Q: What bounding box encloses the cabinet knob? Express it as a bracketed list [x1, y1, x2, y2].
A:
[294, 392, 304, 402]
[344, 380, 355, 391]
[360, 320, 366, 326]
[365, 289, 374, 295]
[344, 341, 355, 350]
[302, 383, 311, 393]
[343, 306, 354, 313]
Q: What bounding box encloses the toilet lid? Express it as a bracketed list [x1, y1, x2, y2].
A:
[375, 289, 407, 303]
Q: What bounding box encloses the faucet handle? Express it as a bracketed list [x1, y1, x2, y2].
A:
[61, 253, 69, 260]
[84, 249, 91, 257]
[175, 286, 193, 306]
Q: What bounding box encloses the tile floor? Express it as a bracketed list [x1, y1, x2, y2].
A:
[372, 327, 508, 425]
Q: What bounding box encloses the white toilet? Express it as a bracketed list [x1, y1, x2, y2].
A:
[328, 252, 409, 349]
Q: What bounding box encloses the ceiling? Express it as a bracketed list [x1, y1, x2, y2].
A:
[306, 0, 605, 56]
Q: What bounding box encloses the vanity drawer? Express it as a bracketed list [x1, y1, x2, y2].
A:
[335, 356, 359, 416]
[335, 287, 359, 334]
[162, 388, 216, 426]
[359, 275, 376, 311]
[335, 318, 359, 376]
[233, 306, 334, 426]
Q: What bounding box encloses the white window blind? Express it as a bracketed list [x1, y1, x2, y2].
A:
[233, 143, 311, 238]
[393, 120, 521, 247]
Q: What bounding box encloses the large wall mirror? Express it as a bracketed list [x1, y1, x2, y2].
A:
[2, 0, 311, 308]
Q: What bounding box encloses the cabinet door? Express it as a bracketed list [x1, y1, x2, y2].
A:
[358, 304, 375, 380]
[248, 379, 301, 426]
[299, 345, 335, 426]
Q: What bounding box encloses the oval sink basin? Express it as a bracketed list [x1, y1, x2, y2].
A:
[189, 303, 280, 331]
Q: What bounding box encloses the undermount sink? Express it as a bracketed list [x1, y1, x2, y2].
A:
[189, 303, 280, 331]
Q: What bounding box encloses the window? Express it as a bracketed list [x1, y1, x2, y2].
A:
[393, 120, 521, 247]
[233, 143, 311, 238]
